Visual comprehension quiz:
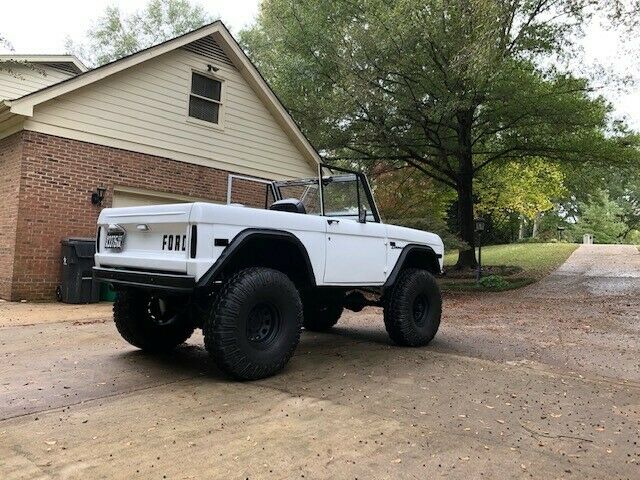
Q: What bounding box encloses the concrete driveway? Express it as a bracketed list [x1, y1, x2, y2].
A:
[1, 245, 638, 479]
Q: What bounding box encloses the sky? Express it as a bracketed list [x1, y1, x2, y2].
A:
[1, 0, 638, 129]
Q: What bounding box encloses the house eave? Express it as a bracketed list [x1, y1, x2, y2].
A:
[0, 54, 87, 73]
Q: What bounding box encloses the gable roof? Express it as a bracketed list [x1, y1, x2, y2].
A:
[2, 21, 321, 167]
[0, 54, 87, 74]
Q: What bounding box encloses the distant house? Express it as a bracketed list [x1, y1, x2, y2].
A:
[0, 21, 320, 301]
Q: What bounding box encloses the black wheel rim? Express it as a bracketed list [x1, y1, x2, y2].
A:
[412, 294, 429, 327]
[246, 302, 281, 345]
[147, 296, 182, 326]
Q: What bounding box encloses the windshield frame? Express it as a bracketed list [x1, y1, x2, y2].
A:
[273, 163, 381, 223]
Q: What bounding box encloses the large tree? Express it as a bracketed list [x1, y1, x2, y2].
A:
[241, 0, 639, 268]
[66, 0, 213, 66]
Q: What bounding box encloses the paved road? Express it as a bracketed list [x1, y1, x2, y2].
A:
[1, 245, 638, 479]
[531, 244, 640, 297]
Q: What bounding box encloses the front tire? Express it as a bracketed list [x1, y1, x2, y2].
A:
[113, 290, 195, 352]
[204, 267, 302, 380]
[384, 268, 442, 347]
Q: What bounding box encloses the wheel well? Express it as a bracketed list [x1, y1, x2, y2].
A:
[401, 249, 441, 275]
[384, 246, 441, 289]
[218, 236, 315, 288]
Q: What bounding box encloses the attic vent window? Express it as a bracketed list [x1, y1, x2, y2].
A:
[189, 72, 222, 124]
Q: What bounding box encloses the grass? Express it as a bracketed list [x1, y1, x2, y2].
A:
[441, 242, 579, 292]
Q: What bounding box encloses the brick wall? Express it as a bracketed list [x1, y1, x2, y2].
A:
[0, 133, 23, 299]
[7, 131, 267, 301]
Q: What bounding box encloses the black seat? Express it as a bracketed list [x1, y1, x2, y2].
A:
[269, 198, 307, 214]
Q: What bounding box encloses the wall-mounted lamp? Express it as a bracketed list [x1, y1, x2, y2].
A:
[91, 187, 107, 206]
[207, 63, 219, 72]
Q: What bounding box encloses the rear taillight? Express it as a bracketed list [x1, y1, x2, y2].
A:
[96, 227, 101, 253]
[190, 225, 197, 258]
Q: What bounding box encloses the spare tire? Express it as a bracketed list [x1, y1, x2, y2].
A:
[113, 290, 195, 352]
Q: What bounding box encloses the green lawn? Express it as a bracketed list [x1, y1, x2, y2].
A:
[441, 243, 579, 291]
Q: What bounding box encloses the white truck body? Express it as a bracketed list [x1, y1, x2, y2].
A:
[95, 201, 444, 287]
[94, 168, 445, 380]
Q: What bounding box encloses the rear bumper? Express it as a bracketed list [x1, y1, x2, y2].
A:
[93, 267, 195, 292]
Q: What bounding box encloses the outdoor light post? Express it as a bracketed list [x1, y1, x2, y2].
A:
[475, 217, 485, 282]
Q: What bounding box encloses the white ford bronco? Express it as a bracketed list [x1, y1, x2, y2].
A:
[94, 164, 444, 380]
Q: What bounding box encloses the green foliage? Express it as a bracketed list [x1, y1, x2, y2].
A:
[597, 166, 640, 241]
[477, 159, 566, 220]
[242, 0, 640, 267]
[242, 0, 628, 169]
[66, 0, 213, 66]
[527, 208, 571, 241]
[478, 275, 510, 289]
[373, 167, 461, 248]
[474, 159, 567, 244]
[625, 230, 640, 244]
[569, 190, 627, 243]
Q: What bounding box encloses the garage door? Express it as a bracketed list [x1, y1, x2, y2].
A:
[112, 188, 203, 208]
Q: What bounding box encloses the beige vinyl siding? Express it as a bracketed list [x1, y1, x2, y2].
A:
[0, 64, 75, 101]
[112, 186, 210, 207]
[23, 43, 317, 180]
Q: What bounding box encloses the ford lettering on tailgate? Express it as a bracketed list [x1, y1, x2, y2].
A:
[162, 234, 187, 251]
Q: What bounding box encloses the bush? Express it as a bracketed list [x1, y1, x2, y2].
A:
[478, 275, 510, 290]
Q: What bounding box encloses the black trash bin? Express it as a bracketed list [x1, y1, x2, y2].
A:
[58, 237, 100, 304]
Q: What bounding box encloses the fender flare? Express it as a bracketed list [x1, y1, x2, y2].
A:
[196, 228, 316, 288]
[383, 243, 442, 288]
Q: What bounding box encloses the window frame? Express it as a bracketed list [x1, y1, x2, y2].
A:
[186, 69, 226, 130]
[320, 164, 380, 223]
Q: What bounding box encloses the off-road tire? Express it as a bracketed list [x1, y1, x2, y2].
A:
[384, 268, 442, 347]
[204, 267, 303, 380]
[113, 290, 195, 352]
[303, 293, 344, 332]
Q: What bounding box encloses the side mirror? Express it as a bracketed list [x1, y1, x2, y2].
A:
[359, 207, 367, 223]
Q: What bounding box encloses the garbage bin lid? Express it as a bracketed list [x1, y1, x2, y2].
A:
[61, 237, 97, 245]
[61, 237, 97, 258]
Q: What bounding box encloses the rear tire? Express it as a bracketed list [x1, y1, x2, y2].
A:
[113, 290, 195, 352]
[204, 267, 302, 380]
[384, 268, 442, 347]
[303, 292, 344, 332]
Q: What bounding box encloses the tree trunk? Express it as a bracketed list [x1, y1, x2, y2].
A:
[518, 216, 526, 240]
[454, 109, 477, 269]
[532, 213, 540, 238]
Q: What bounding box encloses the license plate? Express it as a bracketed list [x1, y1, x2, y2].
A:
[105, 234, 124, 250]
[105, 224, 125, 251]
